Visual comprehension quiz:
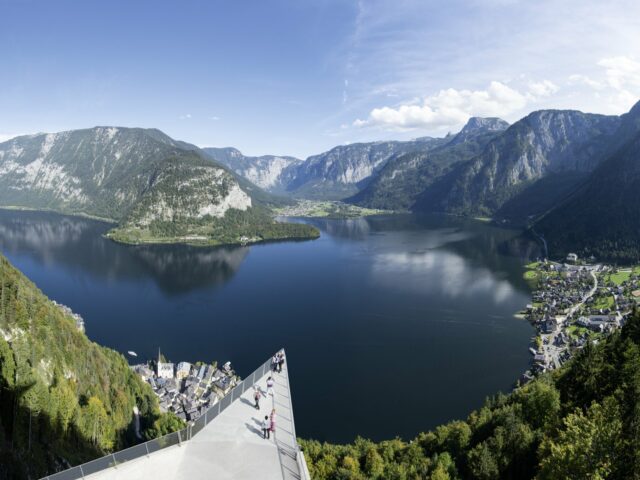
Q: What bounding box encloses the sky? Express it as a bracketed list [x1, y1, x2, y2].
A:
[1, 0, 640, 158]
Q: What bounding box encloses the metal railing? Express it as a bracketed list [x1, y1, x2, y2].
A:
[43, 354, 277, 480]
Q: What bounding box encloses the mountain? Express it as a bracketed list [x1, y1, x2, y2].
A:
[0, 253, 178, 479]
[447, 117, 510, 145]
[0, 127, 318, 245]
[285, 138, 440, 199]
[350, 117, 509, 210]
[535, 101, 640, 261]
[415, 110, 621, 219]
[202, 147, 302, 193]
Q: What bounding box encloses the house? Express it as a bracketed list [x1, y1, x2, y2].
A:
[567, 253, 578, 262]
[157, 362, 175, 379]
[133, 364, 154, 380]
[176, 362, 192, 380]
[197, 364, 206, 380]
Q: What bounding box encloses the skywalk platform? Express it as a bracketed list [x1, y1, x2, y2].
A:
[44, 351, 309, 480]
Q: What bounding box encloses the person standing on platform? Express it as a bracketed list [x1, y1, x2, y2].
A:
[270, 408, 277, 436]
[266, 376, 275, 396]
[253, 386, 261, 410]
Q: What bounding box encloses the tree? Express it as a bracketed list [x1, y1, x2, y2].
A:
[538, 398, 622, 479]
[81, 396, 112, 450]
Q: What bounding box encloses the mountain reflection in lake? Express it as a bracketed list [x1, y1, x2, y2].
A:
[0, 210, 249, 293]
[0, 209, 539, 443]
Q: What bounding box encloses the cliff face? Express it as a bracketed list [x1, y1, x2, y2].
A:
[202, 147, 302, 193]
[286, 138, 440, 199]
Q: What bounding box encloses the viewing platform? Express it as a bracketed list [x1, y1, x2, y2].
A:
[43, 350, 309, 480]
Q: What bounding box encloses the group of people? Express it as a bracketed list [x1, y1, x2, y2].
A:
[253, 385, 276, 439]
[253, 376, 275, 410]
[249, 350, 285, 441]
[271, 351, 285, 373]
[261, 409, 277, 440]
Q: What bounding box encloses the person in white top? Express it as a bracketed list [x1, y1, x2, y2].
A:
[261, 416, 271, 439]
[266, 376, 275, 396]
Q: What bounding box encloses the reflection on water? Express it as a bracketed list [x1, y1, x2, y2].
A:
[371, 250, 517, 305]
[0, 209, 540, 443]
[0, 210, 249, 293]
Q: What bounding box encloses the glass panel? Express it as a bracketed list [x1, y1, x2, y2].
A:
[81, 455, 117, 476]
[113, 443, 149, 465]
[47, 466, 83, 480]
[150, 431, 182, 454]
[206, 402, 220, 424]
[192, 414, 207, 436]
[220, 392, 232, 411]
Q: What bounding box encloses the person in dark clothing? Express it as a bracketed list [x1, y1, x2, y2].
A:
[278, 351, 285, 373]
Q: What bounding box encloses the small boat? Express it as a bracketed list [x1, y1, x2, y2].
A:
[128, 351, 138, 357]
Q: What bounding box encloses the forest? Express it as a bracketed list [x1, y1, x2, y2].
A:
[300, 308, 640, 479]
[0, 254, 181, 479]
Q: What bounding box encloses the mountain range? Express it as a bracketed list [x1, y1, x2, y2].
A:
[0, 128, 318, 246]
[208, 100, 640, 262]
[1, 100, 640, 258]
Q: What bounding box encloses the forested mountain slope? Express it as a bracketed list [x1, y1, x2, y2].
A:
[535, 131, 640, 261]
[350, 117, 508, 211]
[417, 110, 620, 218]
[0, 253, 180, 479]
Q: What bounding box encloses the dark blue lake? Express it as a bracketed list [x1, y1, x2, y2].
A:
[0, 209, 537, 443]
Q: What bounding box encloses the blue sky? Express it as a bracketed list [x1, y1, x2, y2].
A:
[1, 0, 640, 158]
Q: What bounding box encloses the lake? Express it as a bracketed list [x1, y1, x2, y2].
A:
[0, 209, 538, 443]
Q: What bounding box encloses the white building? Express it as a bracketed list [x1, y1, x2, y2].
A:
[567, 253, 578, 262]
[176, 362, 192, 380]
[157, 362, 175, 379]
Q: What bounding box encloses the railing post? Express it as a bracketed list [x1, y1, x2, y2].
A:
[79, 465, 85, 479]
[111, 453, 118, 469]
[178, 429, 182, 446]
[205, 409, 208, 424]
[145, 442, 150, 458]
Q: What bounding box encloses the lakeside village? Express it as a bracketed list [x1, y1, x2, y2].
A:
[521, 253, 640, 382]
[51, 300, 241, 422]
[130, 352, 240, 422]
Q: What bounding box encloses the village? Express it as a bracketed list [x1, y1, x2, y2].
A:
[131, 353, 239, 422]
[521, 254, 640, 382]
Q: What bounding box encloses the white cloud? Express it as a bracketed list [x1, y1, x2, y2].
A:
[353, 81, 528, 130]
[597, 56, 640, 90]
[528, 80, 559, 97]
[208, 116, 220, 121]
[179, 113, 192, 120]
[567, 74, 603, 89]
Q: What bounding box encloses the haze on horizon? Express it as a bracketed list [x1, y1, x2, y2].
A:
[1, 0, 639, 158]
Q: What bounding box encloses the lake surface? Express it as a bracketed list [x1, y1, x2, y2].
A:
[0, 209, 539, 443]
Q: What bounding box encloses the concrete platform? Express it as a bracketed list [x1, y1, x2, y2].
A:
[46, 354, 307, 480]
